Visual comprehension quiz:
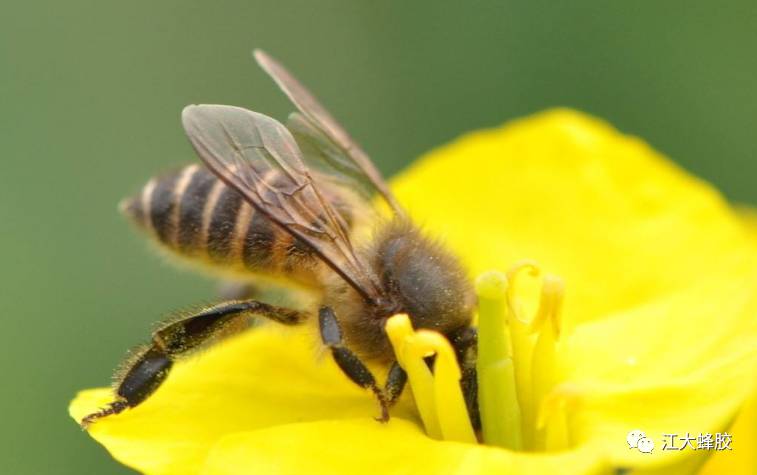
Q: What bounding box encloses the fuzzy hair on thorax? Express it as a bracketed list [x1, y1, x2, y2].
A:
[322, 217, 476, 362]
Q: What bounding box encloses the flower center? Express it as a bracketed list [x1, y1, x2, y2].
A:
[385, 261, 566, 451]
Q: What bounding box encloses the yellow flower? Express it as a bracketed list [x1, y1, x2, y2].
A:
[70, 109, 757, 474]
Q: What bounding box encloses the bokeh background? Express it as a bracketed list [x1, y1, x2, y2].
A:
[2, 1, 755, 473]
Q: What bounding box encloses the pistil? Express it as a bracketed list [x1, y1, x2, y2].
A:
[475, 271, 523, 449]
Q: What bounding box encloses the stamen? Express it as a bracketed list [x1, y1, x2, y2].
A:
[504, 261, 541, 447]
[385, 314, 476, 444]
[530, 275, 564, 450]
[475, 271, 523, 449]
[505, 260, 541, 320]
[405, 331, 476, 443]
[529, 275, 564, 336]
[503, 263, 566, 450]
[385, 314, 441, 439]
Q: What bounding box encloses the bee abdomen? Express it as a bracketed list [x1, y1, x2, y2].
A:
[120, 165, 205, 250]
[120, 165, 335, 284]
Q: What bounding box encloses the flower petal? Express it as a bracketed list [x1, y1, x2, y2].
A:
[391, 109, 755, 325]
[563, 263, 757, 384]
[555, 255, 757, 469]
[69, 325, 419, 475]
[554, 351, 756, 470]
[200, 418, 608, 475]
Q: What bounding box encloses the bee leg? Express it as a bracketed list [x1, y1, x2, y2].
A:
[318, 306, 391, 422]
[80, 300, 305, 428]
[383, 361, 407, 407]
[452, 327, 481, 432]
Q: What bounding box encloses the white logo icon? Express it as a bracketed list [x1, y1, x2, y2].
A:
[627, 429, 645, 448]
[637, 437, 655, 453]
[627, 430, 654, 454]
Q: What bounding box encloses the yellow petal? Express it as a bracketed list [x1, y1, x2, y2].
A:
[557, 262, 757, 465]
[392, 109, 754, 326]
[562, 263, 757, 384]
[200, 418, 608, 475]
[69, 325, 419, 475]
[551, 350, 756, 470]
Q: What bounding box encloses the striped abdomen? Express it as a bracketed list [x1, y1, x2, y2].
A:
[120, 164, 351, 286]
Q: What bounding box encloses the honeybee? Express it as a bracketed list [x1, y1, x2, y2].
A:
[81, 51, 479, 428]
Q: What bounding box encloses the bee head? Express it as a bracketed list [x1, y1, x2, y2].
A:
[374, 219, 476, 338]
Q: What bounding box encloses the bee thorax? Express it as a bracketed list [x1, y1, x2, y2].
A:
[323, 218, 476, 364]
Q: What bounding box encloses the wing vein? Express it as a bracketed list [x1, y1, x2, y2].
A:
[182, 104, 383, 302]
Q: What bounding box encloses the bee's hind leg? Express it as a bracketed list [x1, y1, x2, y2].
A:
[80, 300, 306, 428]
[318, 306, 407, 422]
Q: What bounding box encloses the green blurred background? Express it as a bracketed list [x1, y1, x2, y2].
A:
[1, 1, 755, 473]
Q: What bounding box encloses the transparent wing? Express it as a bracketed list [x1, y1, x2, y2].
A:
[254, 49, 403, 214]
[182, 104, 383, 303]
[286, 112, 379, 207]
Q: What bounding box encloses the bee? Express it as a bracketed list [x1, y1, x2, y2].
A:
[81, 51, 479, 428]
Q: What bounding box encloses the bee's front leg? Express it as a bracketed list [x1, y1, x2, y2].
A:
[452, 326, 480, 433]
[383, 361, 408, 407]
[318, 306, 407, 422]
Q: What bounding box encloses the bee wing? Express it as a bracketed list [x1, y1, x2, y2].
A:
[182, 104, 383, 303]
[286, 112, 382, 210]
[253, 49, 403, 214]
